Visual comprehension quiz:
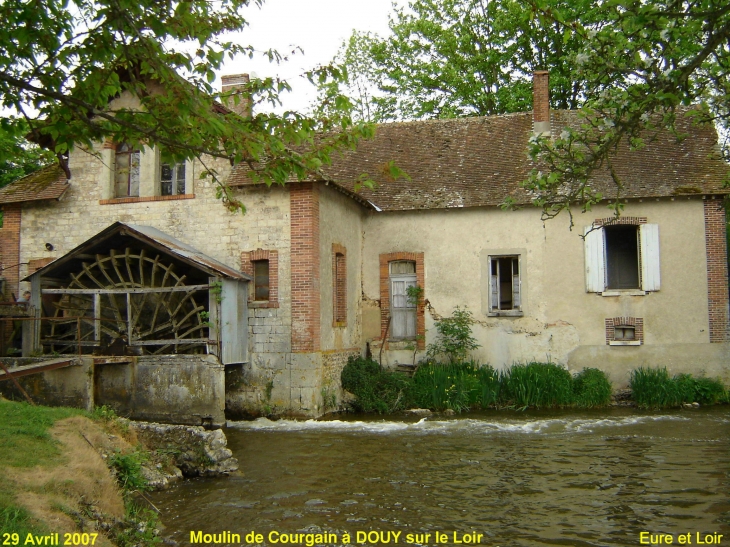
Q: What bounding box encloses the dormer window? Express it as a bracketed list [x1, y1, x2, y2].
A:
[114, 143, 140, 197]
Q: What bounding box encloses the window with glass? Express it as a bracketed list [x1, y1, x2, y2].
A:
[161, 161, 186, 196]
[114, 143, 140, 197]
[253, 260, 270, 301]
[389, 261, 417, 339]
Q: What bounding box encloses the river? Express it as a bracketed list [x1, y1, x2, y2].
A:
[150, 408, 730, 547]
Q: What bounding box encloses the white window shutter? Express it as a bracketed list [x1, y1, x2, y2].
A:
[512, 257, 522, 309]
[491, 273, 499, 310]
[639, 224, 661, 291]
[584, 226, 606, 292]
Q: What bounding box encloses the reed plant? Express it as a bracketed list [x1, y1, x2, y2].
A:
[499, 362, 574, 409]
[410, 361, 497, 411]
[630, 367, 728, 408]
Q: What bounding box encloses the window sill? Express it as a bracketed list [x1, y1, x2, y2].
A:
[608, 341, 642, 346]
[248, 300, 279, 308]
[100, 194, 195, 205]
[488, 311, 523, 317]
[332, 321, 347, 328]
[601, 290, 646, 297]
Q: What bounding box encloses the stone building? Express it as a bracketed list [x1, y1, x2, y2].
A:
[0, 72, 728, 419]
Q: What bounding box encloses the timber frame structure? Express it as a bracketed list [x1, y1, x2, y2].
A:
[23, 223, 250, 364]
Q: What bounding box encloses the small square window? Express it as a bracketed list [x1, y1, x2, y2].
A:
[614, 326, 635, 340]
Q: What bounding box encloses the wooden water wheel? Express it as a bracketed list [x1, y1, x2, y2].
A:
[47, 248, 208, 355]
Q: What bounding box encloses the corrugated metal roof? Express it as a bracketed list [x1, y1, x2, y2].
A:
[24, 222, 250, 282]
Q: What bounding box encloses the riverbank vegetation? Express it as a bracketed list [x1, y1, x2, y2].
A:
[630, 367, 728, 409]
[0, 399, 159, 545]
[341, 357, 728, 413]
[341, 357, 615, 413]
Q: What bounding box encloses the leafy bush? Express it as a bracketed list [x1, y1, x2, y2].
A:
[693, 376, 727, 404]
[426, 307, 480, 364]
[109, 450, 149, 494]
[341, 356, 410, 413]
[572, 368, 612, 408]
[500, 362, 573, 409]
[630, 367, 728, 408]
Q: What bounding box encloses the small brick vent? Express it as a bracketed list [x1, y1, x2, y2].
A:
[605, 317, 644, 345]
[240, 249, 279, 308]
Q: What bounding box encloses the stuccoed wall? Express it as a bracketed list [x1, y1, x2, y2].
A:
[362, 199, 728, 385]
[0, 358, 92, 409]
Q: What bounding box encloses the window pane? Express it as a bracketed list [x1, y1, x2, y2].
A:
[176, 162, 186, 195]
[128, 151, 140, 197]
[390, 261, 415, 274]
[161, 163, 173, 196]
[254, 260, 269, 301]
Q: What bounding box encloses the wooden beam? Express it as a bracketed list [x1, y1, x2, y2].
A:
[41, 285, 209, 295]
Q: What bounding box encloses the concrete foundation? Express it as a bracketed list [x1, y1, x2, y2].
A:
[0, 355, 225, 427]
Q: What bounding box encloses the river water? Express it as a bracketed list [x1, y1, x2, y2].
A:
[151, 408, 730, 547]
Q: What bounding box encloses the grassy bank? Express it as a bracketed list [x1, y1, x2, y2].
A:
[0, 400, 159, 545]
[341, 357, 728, 413]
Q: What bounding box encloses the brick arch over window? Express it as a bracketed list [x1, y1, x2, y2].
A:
[241, 249, 279, 308]
[379, 252, 425, 349]
[594, 217, 647, 226]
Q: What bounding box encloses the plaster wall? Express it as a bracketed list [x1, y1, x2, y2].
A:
[318, 184, 365, 352]
[362, 199, 727, 383]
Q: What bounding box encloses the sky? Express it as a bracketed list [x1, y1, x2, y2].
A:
[217, 0, 402, 113]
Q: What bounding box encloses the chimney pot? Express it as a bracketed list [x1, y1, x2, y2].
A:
[533, 70, 550, 137]
[221, 73, 251, 117]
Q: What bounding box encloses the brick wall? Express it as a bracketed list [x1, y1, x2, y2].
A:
[290, 183, 320, 352]
[533, 71, 549, 124]
[0, 205, 22, 300]
[704, 198, 729, 342]
[379, 252, 425, 349]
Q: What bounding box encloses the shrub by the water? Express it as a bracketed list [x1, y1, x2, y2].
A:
[341, 356, 410, 413]
[499, 362, 574, 409]
[410, 361, 498, 412]
[572, 368, 613, 408]
[630, 367, 728, 408]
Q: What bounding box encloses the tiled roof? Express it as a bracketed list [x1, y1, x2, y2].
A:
[0, 164, 69, 205]
[228, 109, 730, 212]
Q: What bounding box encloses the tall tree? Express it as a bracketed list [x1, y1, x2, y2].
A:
[0, 0, 373, 211]
[317, 0, 595, 121]
[514, 0, 730, 221]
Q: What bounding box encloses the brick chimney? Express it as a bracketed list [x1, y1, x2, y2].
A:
[221, 73, 251, 117]
[533, 70, 550, 137]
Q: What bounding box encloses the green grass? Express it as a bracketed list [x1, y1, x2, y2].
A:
[630, 367, 728, 408]
[0, 400, 85, 468]
[340, 356, 411, 413]
[410, 361, 499, 411]
[0, 400, 85, 535]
